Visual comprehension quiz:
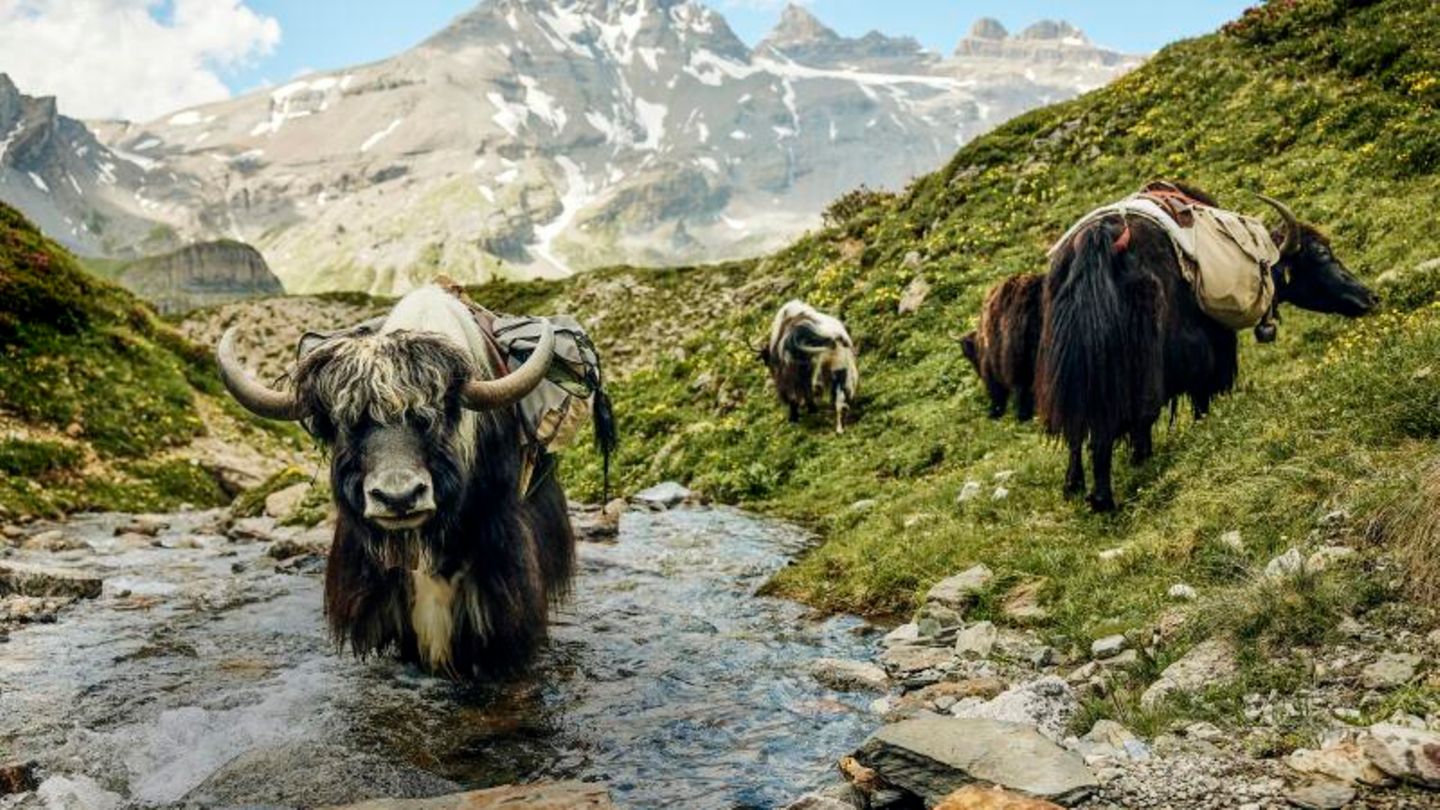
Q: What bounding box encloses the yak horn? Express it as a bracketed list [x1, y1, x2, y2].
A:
[217, 327, 302, 421]
[1253, 192, 1301, 256]
[461, 319, 556, 411]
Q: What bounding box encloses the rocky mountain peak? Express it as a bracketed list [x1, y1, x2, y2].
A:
[968, 17, 1009, 40]
[764, 4, 840, 47]
[1017, 19, 1087, 43]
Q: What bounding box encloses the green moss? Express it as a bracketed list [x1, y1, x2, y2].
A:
[0, 438, 83, 478]
[0, 202, 223, 515]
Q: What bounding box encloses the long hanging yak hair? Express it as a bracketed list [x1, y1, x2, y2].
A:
[288, 329, 576, 679]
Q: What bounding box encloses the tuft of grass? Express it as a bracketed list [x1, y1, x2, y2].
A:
[230, 466, 312, 519]
[1377, 459, 1440, 610]
[0, 202, 226, 515]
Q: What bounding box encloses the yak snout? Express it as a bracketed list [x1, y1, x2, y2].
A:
[362, 427, 438, 530]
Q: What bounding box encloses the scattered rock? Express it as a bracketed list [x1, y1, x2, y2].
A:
[952, 676, 1078, 742]
[631, 482, 691, 509]
[1264, 548, 1304, 579]
[879, 643, 954, 677]
[1166, 583, 1197, 601]
[601, 498, 627, 521]
[954, 621, 998, 659]
[1283, 777, 1355, 810]
[855, 715, 1097, 805]
[811, 658, 891, 693]
[1361, 723, 1440, 787]
[1090, 635, 1127, 660]
[882, 623, 920, 647]
[0, 761, 38, 794]
[1097, 547, 1124, 562]
[1305, 546, 1357, 573]
[926, 565, 993, 611]
[0, 562, 102, 599]
[934, 784, 1063, 809]
[898, 275, 931, 315]
[227, 517, 288, 544]
[1001, 579, 1049, 623]
[264, 482, 311, 519]
[1219, 530, 1245, 551]
[1141, 638, 1237, 709]
[956, 482, 982, 503]
[1360, 653, 1421, 690]
[782, 784, 865, 810]
[991, 487, 1010, 501]
[848, 499, 878, 514]
[838, 755, 884, 794]
[318, 781, 612, 809]
[1078, 719, 1150, 763]
[115, 515, 170, 537]
[1285, 740, 1391, 787]
[20, 529, 87, 552]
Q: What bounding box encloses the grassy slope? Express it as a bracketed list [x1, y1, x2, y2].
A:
[475, 0, 1440, 662]
[0, 202, 272, 517]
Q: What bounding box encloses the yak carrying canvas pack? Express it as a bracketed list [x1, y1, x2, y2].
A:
[1049, 184, 1280, 330]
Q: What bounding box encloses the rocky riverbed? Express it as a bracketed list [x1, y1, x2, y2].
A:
[0, 500, 878, 809]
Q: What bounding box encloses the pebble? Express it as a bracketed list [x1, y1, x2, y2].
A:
[1091, 634, 1127, 660]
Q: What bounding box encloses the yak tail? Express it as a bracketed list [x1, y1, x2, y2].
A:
[1037, 219, 1133, 443]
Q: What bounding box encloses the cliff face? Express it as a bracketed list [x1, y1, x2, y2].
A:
[116, 241, 283, 314]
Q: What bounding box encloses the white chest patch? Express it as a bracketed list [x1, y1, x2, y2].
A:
[411, 566, 458, 671]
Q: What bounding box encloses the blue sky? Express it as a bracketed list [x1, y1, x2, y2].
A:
[227, 1, 1257, 93]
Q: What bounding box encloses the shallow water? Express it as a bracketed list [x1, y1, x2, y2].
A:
[0, 507, 877, 809]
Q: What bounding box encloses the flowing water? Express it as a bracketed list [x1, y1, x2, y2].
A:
[0, 506, 877, 809]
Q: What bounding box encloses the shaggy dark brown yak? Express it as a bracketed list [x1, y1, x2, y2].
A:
[962, 273, 1044, 421]
[1037, 190, 1377, 512]
[759, 300, 859, 434]
[217, 286, 574, 678]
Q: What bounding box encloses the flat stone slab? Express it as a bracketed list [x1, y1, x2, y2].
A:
[322, 782, 613, 809]
[855, 715, 1096, 806]
[0, 562, 102, 600]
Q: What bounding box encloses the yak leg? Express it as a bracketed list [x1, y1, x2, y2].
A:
[1088, 434, 1117, 513]
[1130, 421, 1154, 465]
[787, 401, 801, 423]
[985, 379, 1010, 419]
[1063, 439, 1085, 499]
[1014, 387, 1036, 423]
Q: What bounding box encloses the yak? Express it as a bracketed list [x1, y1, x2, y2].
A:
[217, 285, 573, 678]
[760, 300, 859, 434]
[1037, 193, 1377, 512]
[961, 273, 1045, 422]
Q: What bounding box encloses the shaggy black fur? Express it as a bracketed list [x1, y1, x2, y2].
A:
[1037, 205, 1376, 512]
[293, 332, 574, 678]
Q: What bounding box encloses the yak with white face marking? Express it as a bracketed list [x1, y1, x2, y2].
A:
[217, 286, 573, 678]
[759, 300, 858, 434]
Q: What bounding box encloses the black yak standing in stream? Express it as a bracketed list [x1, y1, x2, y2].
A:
[217, 285, 579, 678]
[1037, 192, 1376, 512]
[962, 273, 1045, 422]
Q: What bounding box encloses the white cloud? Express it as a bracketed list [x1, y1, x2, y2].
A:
[0, 0, 280, 122]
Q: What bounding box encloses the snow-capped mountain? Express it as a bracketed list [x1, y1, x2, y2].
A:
[5, 1, 1142, 295]
[0, 73, 191, 257]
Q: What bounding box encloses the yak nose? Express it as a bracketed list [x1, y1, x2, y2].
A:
[364, 469, 436, 521]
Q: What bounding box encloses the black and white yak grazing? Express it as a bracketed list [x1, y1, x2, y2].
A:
[759, 300, 859, 434]
[1037, 193, 1377, 512]
[962, 273, 1045, 422]
[217, 286, 573, 678]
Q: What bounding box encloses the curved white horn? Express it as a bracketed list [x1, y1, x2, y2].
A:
[461, 320, 556, 411]
[216, 327, 301, 421]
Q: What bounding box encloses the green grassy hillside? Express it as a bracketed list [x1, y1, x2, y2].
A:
[0, 202, 272, 517]
[477, 0, 1440, 667]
